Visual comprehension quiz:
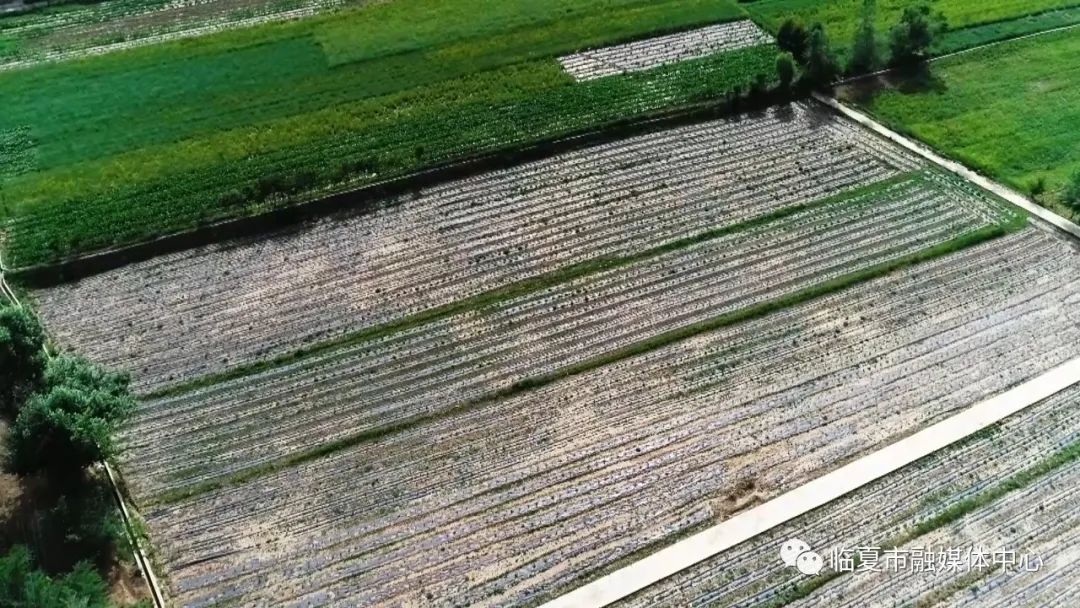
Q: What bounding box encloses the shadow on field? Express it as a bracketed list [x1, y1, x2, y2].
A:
[838, 64, 947, 105]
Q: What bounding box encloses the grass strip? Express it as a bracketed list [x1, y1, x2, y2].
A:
[767, 397, 1078, 607]
[145, 172, 920, 400]
[150, 212, 1025, 505]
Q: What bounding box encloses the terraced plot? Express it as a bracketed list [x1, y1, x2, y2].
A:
[121, 172, 1012, 501]
[30, 102, 920, 395]
[622, 366, 1080, 608]
[133, 227, 1080, 607]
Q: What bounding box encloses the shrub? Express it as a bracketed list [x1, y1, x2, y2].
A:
[1028, 176, 1046, 197]
[1064, 171, 1080, 209]
[848, 0, 880, 75]
[0, 546, 111, 608]
[10, 356, 135, 477]
[889, 5, 935, 66]
[776, 19, 809, 63]
[0, 304, 46, 416]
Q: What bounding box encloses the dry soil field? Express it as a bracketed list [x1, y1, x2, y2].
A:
[26, 95, 1080, 606]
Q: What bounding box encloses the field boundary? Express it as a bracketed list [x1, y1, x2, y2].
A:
[0, 262, 166, 608]
[812, 93, 1080, 241]
[540, 355, 1080, 608]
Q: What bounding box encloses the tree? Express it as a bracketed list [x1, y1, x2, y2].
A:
[889, 5, 934, 66]
[0, 304, 46, 416]
[803, 24, 840, 88]
[0, 546, 111, 608]
[10, 356, 135, 476]
[776, 19, 810, 63]
[848, 0, 880, 75]
[776, 52, 797, 92]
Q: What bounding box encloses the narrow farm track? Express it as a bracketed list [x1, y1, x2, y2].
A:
[135, 229, 1080, 607]
[619, 382, 1080, 608]
[29, 102, 920, 395]
[119, 174, 1009, 499]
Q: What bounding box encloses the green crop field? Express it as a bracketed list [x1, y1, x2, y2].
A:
[846, 29, 1080, 213]
[745, 0, 1080, 59]
[0, 0, 776, 267]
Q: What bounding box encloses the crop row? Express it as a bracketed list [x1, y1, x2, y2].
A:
[2, 0, 766, 267]
[0, 0, 347, 64]
[621, 378, 1080, 608]
[804, 460, 1080, 607]
[30, 101, 922, 395]
[136, 228, 1080, 607]
[558, 20, 772, 81]
[118, 173, 1009, 500]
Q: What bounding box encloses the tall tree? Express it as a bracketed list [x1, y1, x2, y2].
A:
[889, 5, 934, 66]
[848, 0, 880, 74]
[804, 24, 840, 88]
[776, 19, 810, 63]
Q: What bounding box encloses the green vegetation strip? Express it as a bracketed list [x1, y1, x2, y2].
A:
[0, 0, 776, 266]
[146, 173, 918, 401]
[768, 402, 1079, 607]
[151, 211, 1026, 505]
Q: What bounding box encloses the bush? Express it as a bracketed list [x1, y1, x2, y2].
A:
[1028, 176, 1046, 197]
[803, 24, 840, 89]
[889, 5, 935, 66]
[1065, 171, 1080, 209]
[776, 19, 809, 63]
[848, 0, 880, 75]
[0, 305, 46, 416]
[10, 356, 135, 477]
[0, 546, 111, 608]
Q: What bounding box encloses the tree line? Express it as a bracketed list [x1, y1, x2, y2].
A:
[774, 1, 943, 90]
[0, 303, 143, 607]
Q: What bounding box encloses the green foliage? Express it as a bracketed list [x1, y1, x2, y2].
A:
[847, 0, 879, 75]
[776, 18, 809, 61]
[0, 305, 46, 416]
[856, 29, 1080, 215]
[0, 0, 766, 267]
[10, 356, 135, 476]
[745, 0, 1073, 60]
[2, 44, 779, 267]
[803, 23, 840, 88]
[776, 51, 797, 90]
[1064, 171, 1080, 210]
[889, 5, 935, 66]
[0, 546, 111, 608]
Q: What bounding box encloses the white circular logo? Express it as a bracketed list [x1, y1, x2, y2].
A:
[780, 538, 810, 567]
[796, 550, 824, 575]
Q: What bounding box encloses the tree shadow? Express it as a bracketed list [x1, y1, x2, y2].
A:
[839, 63, 947, 105]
